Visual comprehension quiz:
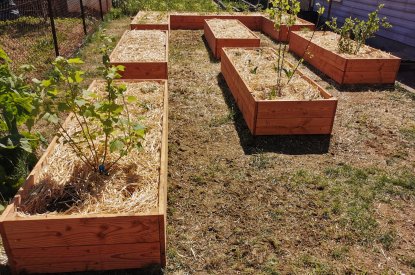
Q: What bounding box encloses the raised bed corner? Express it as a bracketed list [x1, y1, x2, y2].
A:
[110, 30, 168, 80]
[0, 80, 169, 274]
[289, 31, 401, 85]
[204, 19, 260, 59]
[221, 47, 337, 135]
[261, 16, 315, 42]
[130, 11, 169, 31]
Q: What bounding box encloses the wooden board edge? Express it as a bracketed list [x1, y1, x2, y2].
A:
[221, 49, 257, 134]
[158, 81, 168, 216]
[109, 30, 129, 62]
[203, 20, 218, 58]
[158, 81, 168, 267]
[158, 215, 166, 267]
[0, 206, 16, 274]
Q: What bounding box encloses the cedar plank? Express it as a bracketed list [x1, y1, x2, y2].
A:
[257, 101, 337, 119]
[343, 71, 398, 84]
[3, 215, 161, 249]
[255, 125, 332, 135]
[256, 117, 333, 128]
[13, 242, 160, 274]
[346, 58, 401, 72]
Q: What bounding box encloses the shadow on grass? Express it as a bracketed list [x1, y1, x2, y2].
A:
[216, 73, 332, 155]
[0, 265, 163, 275]
[201, 34, 220, 64]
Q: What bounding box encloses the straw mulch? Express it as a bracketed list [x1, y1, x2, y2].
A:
[225, 48, 324, 101]
[17, 81, 164, 216]
[132, 11, 169, 24]
[111, 30, 166, 62]
[207, 19, 257, 39]
[296, 30, 392, 59]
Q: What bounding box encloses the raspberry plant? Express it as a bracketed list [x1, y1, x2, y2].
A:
[40, 35, 145, 174]
[326, 4, 392, 54]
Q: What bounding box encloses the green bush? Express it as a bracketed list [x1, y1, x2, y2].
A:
[0, 47, 40, 208]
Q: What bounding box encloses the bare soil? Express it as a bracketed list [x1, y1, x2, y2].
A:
[110, 30, 166, 62]
[132, 11, 169, 24]
[225, 47, 324, 100]
[206, 19, 257, 39]
[295, 30, 393, 59]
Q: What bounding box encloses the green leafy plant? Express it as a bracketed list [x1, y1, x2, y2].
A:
[40, 35, 145, 174]
[267, 0, 300, 95]
[0, 47, 39, 153]
[326, 4, 392, 54]
[0, 47, 41, 204]
[266, 0, 325, 98]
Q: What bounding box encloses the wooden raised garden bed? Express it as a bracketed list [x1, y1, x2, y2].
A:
[289, 31, 401, 85]
[261, 16, 315, 42]
[0, 80, 169, 274]
[204, 19, 260, 59]
[221, 47, 337, 135]
[110, 30, 168, 79]
[169, 12, 263, 31]
[131, 11, 169, 31]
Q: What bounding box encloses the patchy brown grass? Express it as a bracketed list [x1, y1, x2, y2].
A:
[166, 30, 415, 274]
[1, 17, 415, 275]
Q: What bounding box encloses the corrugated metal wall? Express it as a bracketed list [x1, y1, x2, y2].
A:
[315, 0, 415, 47]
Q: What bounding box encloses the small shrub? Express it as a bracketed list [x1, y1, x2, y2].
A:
[39, 35, 145, 174]
[326, 4, 392, 54]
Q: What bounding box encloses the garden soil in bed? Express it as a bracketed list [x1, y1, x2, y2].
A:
[17, 81, 164, 216]
[110, 30, 167, 62]
[206, 19, 257, 39]
[226, 47, 323, 100]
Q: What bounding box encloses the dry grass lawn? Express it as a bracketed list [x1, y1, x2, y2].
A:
[166, 29, 415, 274]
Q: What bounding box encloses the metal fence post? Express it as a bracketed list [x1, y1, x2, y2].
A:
[80, 0, 87, 35]
[98, 0, 104, 21]
[46, 0, 59, 56]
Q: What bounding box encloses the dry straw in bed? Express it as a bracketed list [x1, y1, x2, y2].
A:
[132, 11, 168, 24]
[297, 30, 391, 59]
[207, 19, 256, 39]
[17, 81, 164, 216]
[226, 48, 324, 101]
[111, 30, 166, 62]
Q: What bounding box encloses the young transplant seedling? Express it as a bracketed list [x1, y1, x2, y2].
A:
[266, 0, 325, 98]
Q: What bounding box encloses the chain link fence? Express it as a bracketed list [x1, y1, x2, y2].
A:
[0, 0, 111, 77]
